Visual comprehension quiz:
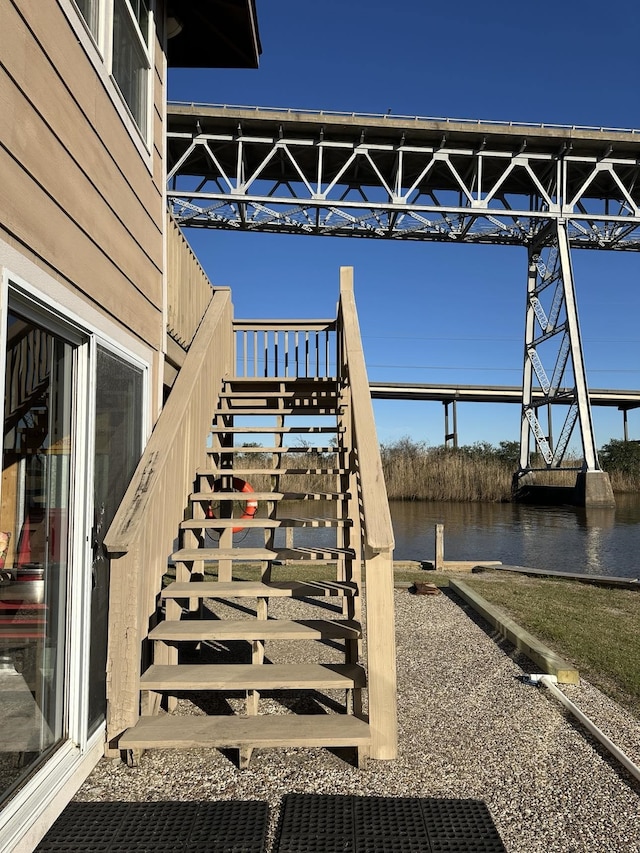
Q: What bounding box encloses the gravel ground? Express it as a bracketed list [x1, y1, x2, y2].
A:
[76, 585, 640, 852]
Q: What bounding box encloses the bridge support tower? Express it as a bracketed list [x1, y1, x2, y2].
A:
[513, 221, 615, 508]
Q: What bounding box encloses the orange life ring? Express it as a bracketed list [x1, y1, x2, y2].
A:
[206, 477, 258, 533]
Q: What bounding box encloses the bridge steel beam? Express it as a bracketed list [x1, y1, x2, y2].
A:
[167, 105, 635, 507]
[167, 104, 640, 249]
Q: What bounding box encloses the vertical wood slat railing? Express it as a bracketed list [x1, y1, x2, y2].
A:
[166, 213, 215, 349]
[337, 266, 398, 760]
[233, 320, 337, 378]
[103, 288, 234, 751]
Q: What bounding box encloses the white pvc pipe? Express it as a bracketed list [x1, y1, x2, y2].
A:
[538, 675, 640, 785]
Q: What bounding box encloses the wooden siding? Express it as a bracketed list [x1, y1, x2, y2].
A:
[0, 0, 165, 353]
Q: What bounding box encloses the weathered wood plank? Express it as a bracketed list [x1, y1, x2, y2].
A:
[180, 517, 348, 529]
[139, 663, 366, 690]
[449, 579, 580, 684]
[338, 268, 394, 554]
[119, 714, 371, 750]
[488, 564, 639, 589]
[162, 580, 358, 599]
[149, 619, 361, 642]
[171, 546, 355, 562]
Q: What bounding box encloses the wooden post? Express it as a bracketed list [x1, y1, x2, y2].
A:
[364, 547, 397, 760]
[435, 524, 444, 570]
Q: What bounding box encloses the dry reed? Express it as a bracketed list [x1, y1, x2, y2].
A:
[227, 441, 639, 503]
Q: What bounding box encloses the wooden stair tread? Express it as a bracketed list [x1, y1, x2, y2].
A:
[150, 618, 361, 642]
[171, 546, 356, 562]
[162, 580, 358, 599]
[180, 517, 349, 529]
[209, 426, 343, 434]
[119, 714, 371, 750]
[207, 446, 337, 454]
[139, 663, 366, 690]
[226, 375, 337, 382]
[197, 467, 345, 476]
[215, 407, 341, 416]
[191, 492, 348, 501]
[221, 391, 338, 400]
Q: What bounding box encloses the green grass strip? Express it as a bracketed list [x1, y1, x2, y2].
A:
[462, 573, 640, 717]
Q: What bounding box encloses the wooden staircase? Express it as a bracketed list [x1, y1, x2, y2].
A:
[119, 375, 372, 767]
[106, 271, 397, 769]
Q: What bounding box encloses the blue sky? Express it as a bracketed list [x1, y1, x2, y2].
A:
[168, 1, 640, 451]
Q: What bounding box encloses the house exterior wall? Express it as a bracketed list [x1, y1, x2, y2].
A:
[0, 2, 169, 849]
[0, 0, 167, 409]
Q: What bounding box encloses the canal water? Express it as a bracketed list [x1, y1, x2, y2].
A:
[389, 495, 640, 579]
[228, 496, 640, 580]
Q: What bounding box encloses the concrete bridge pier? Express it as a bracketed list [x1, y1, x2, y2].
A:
[575, 471, 615, 507]
[512, 469, 615, 508]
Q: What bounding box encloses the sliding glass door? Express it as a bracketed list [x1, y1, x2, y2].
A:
[0, 309, 77, 800]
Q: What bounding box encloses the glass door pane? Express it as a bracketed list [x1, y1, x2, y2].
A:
[88, 347, 143, 734]
[0, 311, 75, 803]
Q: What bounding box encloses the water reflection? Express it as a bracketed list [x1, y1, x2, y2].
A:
[389, 497, 640, 579]
[209, 497, 640, 580]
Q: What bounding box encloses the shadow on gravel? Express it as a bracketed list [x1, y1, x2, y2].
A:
[441, 586, 535, 672]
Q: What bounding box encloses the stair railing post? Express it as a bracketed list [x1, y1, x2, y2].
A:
[339, 266, 397, 761]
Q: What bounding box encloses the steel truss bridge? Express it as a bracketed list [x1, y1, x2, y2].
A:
[167, 103, 640, 487]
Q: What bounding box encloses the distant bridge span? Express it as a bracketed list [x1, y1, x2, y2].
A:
[167, 103, 640, 503]
[370, 382, 640, 447]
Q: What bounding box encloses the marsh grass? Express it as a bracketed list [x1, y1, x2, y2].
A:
[461, 573, 640, 717]
[227, 439, 640, 502]
[232, 449, 340, 494]
[380, 439, 582, 502]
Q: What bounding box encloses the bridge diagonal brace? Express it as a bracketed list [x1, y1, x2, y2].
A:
[524, 408, 553, 465]
[527, 347, 550, 394]
[551, 402, 579, 467]
[549, 331, 570, 396]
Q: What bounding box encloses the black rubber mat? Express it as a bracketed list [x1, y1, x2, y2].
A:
[36, 800, 269, 853]
[275, 794, 506, 853]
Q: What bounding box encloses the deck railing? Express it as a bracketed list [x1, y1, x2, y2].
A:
[166, 213, 214, 349]
[234, 319, 337, 378]
[103, 288, 234, 749]
[337, 266, 397, 759]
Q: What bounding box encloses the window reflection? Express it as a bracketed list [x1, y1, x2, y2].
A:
[0, 312, 73, 802]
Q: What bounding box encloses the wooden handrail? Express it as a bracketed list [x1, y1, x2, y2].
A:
[103, 288, 234, 744]
[338, 267, 394, 554]
[233, 320, 335, 331]
[338, 266, 397, 759]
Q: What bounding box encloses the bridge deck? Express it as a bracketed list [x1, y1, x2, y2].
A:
[370, 383, 640, 409]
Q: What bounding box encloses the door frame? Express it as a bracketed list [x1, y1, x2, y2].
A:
[0, 264, 151, 852]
